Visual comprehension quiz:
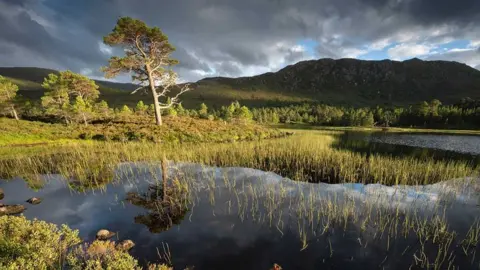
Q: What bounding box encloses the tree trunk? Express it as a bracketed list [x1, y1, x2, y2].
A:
[145, 64, 162, 126]
[83, 113, 88, 126]
[161, 154, 168, 202]
[11, 106, 19, 120]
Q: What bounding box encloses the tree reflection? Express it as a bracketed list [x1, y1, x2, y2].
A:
[126, 181, 188, 233]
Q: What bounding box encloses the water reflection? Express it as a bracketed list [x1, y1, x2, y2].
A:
[0, 163, 479, 269]
[126, 184, 188, 234]
[333, 132, 480, 164]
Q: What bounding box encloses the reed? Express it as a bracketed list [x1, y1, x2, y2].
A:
[0, 132, 476, 188]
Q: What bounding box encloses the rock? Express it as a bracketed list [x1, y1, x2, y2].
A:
[96, 229, 115, 240]
[0, 205, 26, 216]
[26, 197, 42, 205]
[271, 264, 282, 270]
[0, 188, 4, 200]
[116, 240, 135, 251]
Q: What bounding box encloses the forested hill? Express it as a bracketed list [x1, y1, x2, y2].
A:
[2, 58, 480, 108]
[0, 67, 140, 107]
[0, 67, 137, 92]
[195, 58, 480, 106]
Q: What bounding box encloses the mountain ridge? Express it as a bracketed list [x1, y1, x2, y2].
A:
[1, 58, 480, 108]
[194, 58, 480, 106]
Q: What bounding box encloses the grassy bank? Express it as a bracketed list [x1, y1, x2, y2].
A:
[0, 132, 477, 188]
[0, 117, 285, 146]
[275, 123, 480, 136]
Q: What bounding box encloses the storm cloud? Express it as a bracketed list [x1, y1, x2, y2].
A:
[0, 0, 479, 82]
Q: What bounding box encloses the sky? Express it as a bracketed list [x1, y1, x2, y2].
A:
[0, 0, 479, 83]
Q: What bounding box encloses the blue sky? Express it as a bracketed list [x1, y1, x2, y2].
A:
[297, 39, 479, 63]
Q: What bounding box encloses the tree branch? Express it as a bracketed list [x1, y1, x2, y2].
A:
[131, 85, 148, 95]
[135, 35, 148, 59]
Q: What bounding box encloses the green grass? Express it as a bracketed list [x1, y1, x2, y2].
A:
[0, 117, 285, 147]
[275, 123, 480, 136]
[0, 130, 476, 187]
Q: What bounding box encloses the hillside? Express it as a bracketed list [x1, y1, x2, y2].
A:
[195, 58, 480, 106]
[0, 67, 142, 107]
[0, 67, 313, 108]
[2, 58, 480, 108]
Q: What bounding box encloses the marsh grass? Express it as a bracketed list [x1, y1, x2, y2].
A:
[150, 161, 480, 269]
[1, 131, 479, 269]
[0, 132, 476, 188]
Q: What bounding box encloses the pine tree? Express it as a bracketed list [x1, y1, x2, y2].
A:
[0, 76, 20, 120]
[175, 103, 186, 116]
[72, 96, 92, 126]
[198, 103, 208, 119]
[103, 17, 190, 126]
[135, 101, 149, 115]
[120, 105, 132, 116]
[94, 100, 112, 120]
[236, 106, 253, 124]
[41, 71, 99, 124]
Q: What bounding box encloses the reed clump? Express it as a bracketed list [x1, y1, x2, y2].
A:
[0, 132, 476, 188]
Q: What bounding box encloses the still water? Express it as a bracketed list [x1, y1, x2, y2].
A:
[334, 132, 480, 164]
[1, 162, 479, 269]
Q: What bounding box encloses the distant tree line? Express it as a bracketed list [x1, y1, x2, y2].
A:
[251, 99, 480, 129]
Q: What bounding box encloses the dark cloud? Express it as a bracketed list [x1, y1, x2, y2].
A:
[406, 0, 480, 25]
[173, 46, 211, 72]
[425, 47, 480, 69]
[1, 0, 32, 7]
[0, 0, 479, 82]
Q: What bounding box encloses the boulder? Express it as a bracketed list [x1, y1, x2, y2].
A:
[26, 197, 42, 205]
[0, 205, 26, 216]
[96, 229, 116, 240]
[116, 240, 135, 251]
[0, 188, 4, 200]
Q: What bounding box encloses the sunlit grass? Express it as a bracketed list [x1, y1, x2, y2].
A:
[0, 131, 477, 188]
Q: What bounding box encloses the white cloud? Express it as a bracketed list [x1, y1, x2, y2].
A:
[470, 40, 480, 48]
[387, 43, 435, 60]
[80, 68, 93, 76]
[368, 38, 391, 51]
[290, 45, 306, 53]
[426, 48, 480, 69]
[98, 42, 112, 55]
[342, 48, 368, 58]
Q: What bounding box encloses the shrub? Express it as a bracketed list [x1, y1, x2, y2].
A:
[66, 240, 138, 270]
[0, 215, 81, 269]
